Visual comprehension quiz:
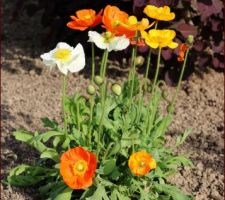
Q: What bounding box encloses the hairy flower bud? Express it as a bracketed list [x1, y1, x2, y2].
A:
[87, 85, 96, 95]
[186, 35, 194, 45]
[112, 83, 122, 96]
[135, 56, 145, 66]
[94, 76, 104, 86]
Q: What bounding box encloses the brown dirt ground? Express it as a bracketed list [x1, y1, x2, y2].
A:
[1, 1, 224, 200]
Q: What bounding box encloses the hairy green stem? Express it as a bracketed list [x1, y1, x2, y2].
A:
[91, 42, 95, 83]
[88, 97, 94, 146]
[169, 49, 190, 114]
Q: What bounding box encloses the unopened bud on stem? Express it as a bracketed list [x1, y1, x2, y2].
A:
[87, 85, 96, 95]
[186, 35, 194, 45]
[94, 75, 104, 86]
[112, 83, 122, 96]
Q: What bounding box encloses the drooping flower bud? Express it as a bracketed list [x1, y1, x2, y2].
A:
[94, 75, 104, 86]
[112, 83, 122, 96]
[135, 56, 145, 66]
[87, 85, 96, 95]
[186, 35, 194, 45]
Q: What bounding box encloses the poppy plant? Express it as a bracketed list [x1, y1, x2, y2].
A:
[144, 5, 175, 21]
[67, 9, 102, 31]
[102, 5, 135, 39]
[177, 43, 189, 62]
[141, 29, 178, 49]
[60, 147, 97, 189]
[128, 151, 156, 176]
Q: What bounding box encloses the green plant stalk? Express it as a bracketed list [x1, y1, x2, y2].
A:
[144, 47, 161, 134]
[144, 21, 158, 84]
[128, 45, 138, 108]
[91, 42, 95, 83]
[169, 49, 190, 114]
[88, 96, 94, 146]
[97, 82, 108, 160]
[151, 47, 162, 95]
[62, 75, 68, 136]
[102, 51, 109, 79]
[100, 50, 108, 77]
[76, 101, 80, 135]
[128, 46, 136, 81]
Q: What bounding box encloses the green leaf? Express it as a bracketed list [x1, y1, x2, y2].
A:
[41, 117, 58, 129]
[154, 184, 193, 200]
[103, 159, 116, 175]
[86, 185, 109, 200]
[40, 148, 59, 162]
[175, 128, 192, 147]
[54, 187, 73, 200]
[7, 165, 48, 186]
[13, 131, 33, 142]
[41, 131, 63, 143]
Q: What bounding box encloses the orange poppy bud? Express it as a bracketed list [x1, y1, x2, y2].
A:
[177, 44, 189, 62]
[67, 9, 102, 31]
[60, 147, 97, 189]
[128, 151, 156, 176]
[102, 5, 135, 39]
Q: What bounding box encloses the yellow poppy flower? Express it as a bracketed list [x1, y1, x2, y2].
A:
[141, 29, 178, 49]
[120, 15, 154, 32]
[144, 5, 175, 21]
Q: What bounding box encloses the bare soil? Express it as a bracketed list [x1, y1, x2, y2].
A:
[1, 1, 224, 200]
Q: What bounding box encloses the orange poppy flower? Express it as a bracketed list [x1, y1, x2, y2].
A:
[67, 9, 102, 31]
[60, 147, 97, 189]
[177, 44, 189, 62]
[128, 151, 156, 176]
[102, 5, 135, 39]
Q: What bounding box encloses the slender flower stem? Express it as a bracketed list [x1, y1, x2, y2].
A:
[102, 51, 109, 79]
[91, 42, 95, 83]
[151, 48, 162, 95]
[76, 101, 80, 135]
[100, 50, 107, 77]
[169, 49, 190, 114]
[88, 96, 94, 146]
[62, 75, 68, 135]
[145, 47, 161, 134]
[144, 21, 158, 83]
[128, 45, 137, 108]
[97, 81, 108, 159]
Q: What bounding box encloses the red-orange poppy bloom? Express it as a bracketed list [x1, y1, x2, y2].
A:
[177, 43, 189, 62]
[67, 9, 102, 31]
[128, 151, 156, 176]
[102, 5, 135, 39]
[60, 147, 97, 189]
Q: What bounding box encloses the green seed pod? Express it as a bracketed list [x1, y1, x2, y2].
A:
[112, 83, 122, 96]
[87, 85, 96, 95]
[94, 75, 104, 86]
[135, 56, 145, 66]
[186, 35, 194, 45]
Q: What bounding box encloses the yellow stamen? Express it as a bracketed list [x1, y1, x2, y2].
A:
[54, 48, 71, 62]
[73, 160, 88, 176]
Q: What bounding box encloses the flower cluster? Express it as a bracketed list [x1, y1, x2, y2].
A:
[8, 3, 193, 200]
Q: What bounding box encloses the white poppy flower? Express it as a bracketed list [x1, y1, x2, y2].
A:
[40, 42, 85, 75]
[88, 31, 130, 52]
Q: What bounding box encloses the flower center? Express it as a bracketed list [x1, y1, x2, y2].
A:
[139, 161, 146, 168]
[84, 15, 92, 20]
[73, 160, 88, 176]
[102, 31, 115, 43]
[54, 48, 71, 61]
